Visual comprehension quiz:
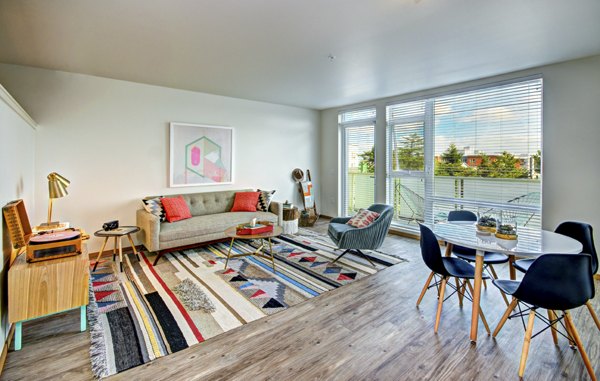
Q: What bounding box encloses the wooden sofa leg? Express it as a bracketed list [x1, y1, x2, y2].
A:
[153, 251, 165, 266]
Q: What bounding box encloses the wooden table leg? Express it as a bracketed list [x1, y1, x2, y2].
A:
[93, 237, 109, 271]
[113, 237, 117, 261]
[126, 233, 140, 261]
[470, 250, 484, 343]
[118, 237, 123, 272]
[224, 237, 235, 270]
[444, 243, 453, 257]
[509, 255, 516, 280]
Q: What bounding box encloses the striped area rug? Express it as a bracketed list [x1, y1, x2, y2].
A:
[88, 233, 404, 378]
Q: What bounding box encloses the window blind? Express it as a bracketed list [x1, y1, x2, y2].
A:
[340, 107, 376, 216]
[384, 77, 543, 233]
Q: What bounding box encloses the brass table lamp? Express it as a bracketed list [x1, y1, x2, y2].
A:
[42, 172, 70, 227]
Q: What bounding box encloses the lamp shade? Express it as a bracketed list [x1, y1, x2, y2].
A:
[47, 172, 70, 199]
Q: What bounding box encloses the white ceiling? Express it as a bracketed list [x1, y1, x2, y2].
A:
[1, 0, 599, 110]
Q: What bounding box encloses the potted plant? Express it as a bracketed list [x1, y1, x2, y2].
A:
[495, 223, 518, 249]
[476, 215, 497, 233]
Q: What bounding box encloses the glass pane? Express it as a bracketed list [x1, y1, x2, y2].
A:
[344, 125, 375, 216]
[389, 176, 425, 229]
[390, 121, 424, 171]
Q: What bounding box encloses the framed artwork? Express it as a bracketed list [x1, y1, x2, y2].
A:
[169, 122, 234, 187]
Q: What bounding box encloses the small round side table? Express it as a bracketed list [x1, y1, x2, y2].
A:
[93, 226, 140, 272]
[282, 206, 300, 234]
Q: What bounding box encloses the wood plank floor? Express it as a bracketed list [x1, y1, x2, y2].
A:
[2, 220, 599, 380]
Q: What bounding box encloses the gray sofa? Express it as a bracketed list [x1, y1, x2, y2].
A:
[136, 189, 282, 262]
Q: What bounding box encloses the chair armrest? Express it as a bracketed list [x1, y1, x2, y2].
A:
[136, 209, 161, 252]
[269, 201, 283, 226]
[331, 216, 351, 224]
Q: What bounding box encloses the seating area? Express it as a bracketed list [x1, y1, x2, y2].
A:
[1, 1, 599, 380]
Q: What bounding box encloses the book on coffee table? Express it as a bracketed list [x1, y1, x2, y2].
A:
[235, 223, 274, 235]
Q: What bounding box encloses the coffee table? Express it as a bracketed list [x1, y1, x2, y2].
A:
[223, 225, 283, 272]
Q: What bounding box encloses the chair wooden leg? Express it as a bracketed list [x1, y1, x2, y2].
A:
[563, 312, 576, 347]
[564, 311, 598, 381]
[466, 279, 490, 335]
[518, 309, 537, 379]
[434, 277, 448, 333]
[482, 278, 487, 289]
[548, 309, 559, 345]
[456, 278, 463, 308]
[416, 271, 435, 307]
[586, 301, 600, 330]
[493, 297, 518, 338]
[488, 265, 509, 306]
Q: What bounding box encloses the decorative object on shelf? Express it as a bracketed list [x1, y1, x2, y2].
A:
[27, 228, 82, 262]
[41, 172, 70, 228]
[102, 220, 119, 231]
[476, 215, 497, 233]
[282, 200, 293, 209]
[169, 122, 233, 187]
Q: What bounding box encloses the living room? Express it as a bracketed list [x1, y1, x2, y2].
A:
[1, 1, 599, 380]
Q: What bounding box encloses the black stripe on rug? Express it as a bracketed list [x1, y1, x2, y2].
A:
[145, 292, 188, 353]
[106, 307, 144, 373]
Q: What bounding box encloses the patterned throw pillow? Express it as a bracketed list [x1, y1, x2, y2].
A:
[161, 195, 192, 223]
[142, 197, 166, 222]
[346, 209, 381, 228]
[256, 189, 276, 212]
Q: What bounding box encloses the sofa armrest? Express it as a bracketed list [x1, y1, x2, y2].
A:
[136, 209, 160, 252]
[269, 201, 283, 226]
[331, 216, 351, 224]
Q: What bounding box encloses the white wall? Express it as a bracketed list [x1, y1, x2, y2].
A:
[0, 64, 320, 252]
[320, 55, 600, 233]
[0, 86, 36, 346]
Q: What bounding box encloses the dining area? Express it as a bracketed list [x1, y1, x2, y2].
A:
[416, 212, 599, 380]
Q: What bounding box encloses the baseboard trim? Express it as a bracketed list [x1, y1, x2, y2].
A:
[0, 324, 16, 377]
[389, 227, 419, 240]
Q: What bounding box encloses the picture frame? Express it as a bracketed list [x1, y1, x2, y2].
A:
[169, 122, 234, 187]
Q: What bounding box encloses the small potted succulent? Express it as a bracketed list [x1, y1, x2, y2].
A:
[495, 223, 518, 249]
[476, 215, 497, 233]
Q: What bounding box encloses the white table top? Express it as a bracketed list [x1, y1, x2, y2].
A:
[431, 222, 582, 258]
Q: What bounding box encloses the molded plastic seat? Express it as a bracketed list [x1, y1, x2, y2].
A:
[492, 254, 596, 380]
[442, 257, 491, 280]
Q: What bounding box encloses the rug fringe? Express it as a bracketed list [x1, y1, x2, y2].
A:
[88, 282, 109, 379]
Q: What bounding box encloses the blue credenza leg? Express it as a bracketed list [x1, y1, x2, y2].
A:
[80, 305, 87, 331]
[14, 322, 22, 351]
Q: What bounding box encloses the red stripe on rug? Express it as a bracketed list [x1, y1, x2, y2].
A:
[140, 251, 205, 342]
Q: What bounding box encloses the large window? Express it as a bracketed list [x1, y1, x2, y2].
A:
[340, 107, 376, 216]
[387, 77, 542, 230]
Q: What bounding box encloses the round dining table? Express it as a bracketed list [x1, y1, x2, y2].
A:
[430, 221, 583, 343]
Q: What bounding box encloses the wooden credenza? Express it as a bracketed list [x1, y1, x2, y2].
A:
[8, 246, 89, 350]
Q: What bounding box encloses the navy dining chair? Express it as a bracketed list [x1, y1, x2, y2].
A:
[492, 254, 597, 380]
[513, 221, 600, 330]
[416, 224, 491, 334]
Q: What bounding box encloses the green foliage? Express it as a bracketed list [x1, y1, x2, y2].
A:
[477, 153, 493, 177]
[358, 147, 375, 174]
[395, 133, 424, 170]
[490, 151, 529, 179]
[532, 149, 541, 173]
[435, 144, 476, 177]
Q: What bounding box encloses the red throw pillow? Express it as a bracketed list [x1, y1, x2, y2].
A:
[231, 191, 260, 212]
[347, 208, 380, 228]
[161, 195, 192, 222]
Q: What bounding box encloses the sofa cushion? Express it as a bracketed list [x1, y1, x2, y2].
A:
[161, 195, 192, 222]
[142, 197, 166, 222]
[347, 208, 380, 228]
[178, 189, 253, 216]
[328, 222, 356, 242]
[231, 191, 260, 212]
[159, 211, 278, 243]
